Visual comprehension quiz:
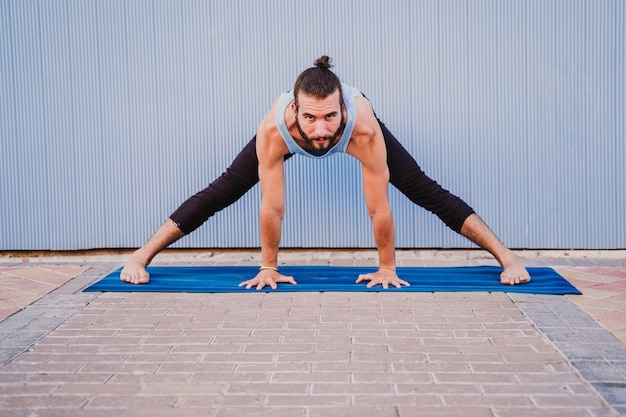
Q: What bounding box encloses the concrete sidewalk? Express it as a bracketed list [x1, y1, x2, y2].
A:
[0, 249, 625, 417]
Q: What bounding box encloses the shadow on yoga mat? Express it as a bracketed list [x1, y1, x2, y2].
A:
[85, 266, 581, 295]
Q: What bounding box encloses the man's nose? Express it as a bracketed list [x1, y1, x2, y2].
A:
[315, 121, 330, 137]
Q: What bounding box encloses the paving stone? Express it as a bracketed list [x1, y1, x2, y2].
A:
[491, 408, 603, 417]
[433, 372, 517, 384]
[442, 394, 533, 407]
[270, 372, 349, 383]
[141, 383, 226, 395]
[28, 410, 125, 417]
[86, 394, 176, 408]
[214, 408, 305, 417]
[189, 372, 268, 383]
[307, 406, 397, 417]
[265, 394, 350, 406]
[226, 382, 308, 395]
[397, 406, 493, 417]
[123, 409, 210, 417]
[55, 383, 143, 396]
[395, 383, 480, 394]
[573, 360, 626, 382]
[532, 394, 615, 408]
[590, 383, 626, 407]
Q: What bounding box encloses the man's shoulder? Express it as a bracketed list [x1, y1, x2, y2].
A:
[257, 104, 290, 159]
[258, 96, 282, 134]
[257, 116, 286, 150]
[351, 97, 379, 139]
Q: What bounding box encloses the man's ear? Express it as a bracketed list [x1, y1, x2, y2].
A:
[290, 102, 298, 114]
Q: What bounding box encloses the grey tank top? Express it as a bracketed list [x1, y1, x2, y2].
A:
[275, 84, 363, 158]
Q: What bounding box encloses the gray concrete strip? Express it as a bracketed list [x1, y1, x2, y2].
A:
[512, 293, 626, 416]
[0, 263, 119, 366]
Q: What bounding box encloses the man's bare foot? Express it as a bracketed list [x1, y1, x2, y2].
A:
[500, 252, 531, 285]
[120, 257, 150, 284]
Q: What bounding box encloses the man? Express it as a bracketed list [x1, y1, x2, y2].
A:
[121, 56, 530, 290]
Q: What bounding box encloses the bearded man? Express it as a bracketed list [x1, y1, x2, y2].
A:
[121, 56, 530, 290]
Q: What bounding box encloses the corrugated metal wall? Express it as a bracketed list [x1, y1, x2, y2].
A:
[1, 0, 624, 250]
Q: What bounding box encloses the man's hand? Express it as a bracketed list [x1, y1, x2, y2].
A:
[239, 269, 297, 290]
[120, 258, 150, 284]
[355, 269, 410, 289]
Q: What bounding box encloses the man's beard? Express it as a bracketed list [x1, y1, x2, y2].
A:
[295, 116, 346, 153]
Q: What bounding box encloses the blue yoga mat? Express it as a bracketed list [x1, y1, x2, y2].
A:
[84, 265, 581, 294]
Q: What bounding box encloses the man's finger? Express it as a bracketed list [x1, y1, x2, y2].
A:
[254, 279, 276, 290]
[280, 275, 297, 285]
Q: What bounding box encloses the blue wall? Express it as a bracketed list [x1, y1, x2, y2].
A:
[1, 0, 624, 250]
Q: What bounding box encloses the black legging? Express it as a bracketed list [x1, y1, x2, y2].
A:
[170, 120, 475, 235]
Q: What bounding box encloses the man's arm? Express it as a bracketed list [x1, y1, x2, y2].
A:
[238, 123, 296, 290]
[356, 149, 409, 289]
[360, 145, 396, 270]
[348, 101, 409, 289]
[258, 138, 285, 270]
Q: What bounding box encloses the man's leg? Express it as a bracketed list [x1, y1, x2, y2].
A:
[458, 214, 530, 285]
[379, 120, 474, 232]
[121, 136, 287, 284]
[120, 219, 185, 284]
[379, 121, 530, 285]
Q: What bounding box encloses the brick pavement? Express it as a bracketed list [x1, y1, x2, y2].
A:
[0, 249, 625, 417]
[558, 267, 626, 343]
[0, 265, 89, 321]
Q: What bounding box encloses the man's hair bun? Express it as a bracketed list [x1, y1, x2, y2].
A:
[314, 55, 333, 70]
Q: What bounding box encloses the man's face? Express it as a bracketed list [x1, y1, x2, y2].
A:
[294, 90, 345, 153]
